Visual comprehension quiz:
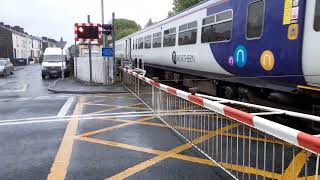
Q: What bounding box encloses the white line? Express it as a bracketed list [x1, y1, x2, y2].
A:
[57, 96, 75, 118]
[0, 81, 13, 86]
[0, 119, 69, 126]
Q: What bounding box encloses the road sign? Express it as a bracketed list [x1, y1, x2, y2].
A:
[102, 47, 113, 57]
[58, 37, 67, 49]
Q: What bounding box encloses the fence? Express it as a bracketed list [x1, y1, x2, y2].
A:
[123, 68, 320, 180]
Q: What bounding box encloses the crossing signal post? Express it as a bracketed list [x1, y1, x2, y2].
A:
[74, 17, 102, 85]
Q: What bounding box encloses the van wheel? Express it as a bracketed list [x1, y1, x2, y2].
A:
[42, 75, 46, 79]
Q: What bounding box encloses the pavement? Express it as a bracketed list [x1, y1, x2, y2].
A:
[48, 78, 129, 94]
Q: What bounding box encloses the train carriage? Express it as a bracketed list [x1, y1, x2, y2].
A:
[116, 0, 320, 111]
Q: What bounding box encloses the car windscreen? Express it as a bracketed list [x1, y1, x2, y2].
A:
[315, 0, 320, 31]
[43, 55, 66, 62]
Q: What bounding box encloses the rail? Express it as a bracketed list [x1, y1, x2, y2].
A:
[122, 68, 320, 180]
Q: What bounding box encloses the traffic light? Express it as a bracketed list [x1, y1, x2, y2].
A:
[76, 26, 99, 39]
[102, 24, 113, 36]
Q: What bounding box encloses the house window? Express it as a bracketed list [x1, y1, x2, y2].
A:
[201, 10, 233, 43]
[163, 28, 176, 47]
[246, 0, 265, 39]
[178, 21, 197, 45]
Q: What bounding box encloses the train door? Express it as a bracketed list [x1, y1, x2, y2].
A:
[302, 0, 320, 86]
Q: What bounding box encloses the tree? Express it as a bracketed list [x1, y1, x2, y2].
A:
[145, 18, 154, 28]
[115, 18, 141, 40]
[169, 0, 204, 16]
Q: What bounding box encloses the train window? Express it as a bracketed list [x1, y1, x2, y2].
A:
[153, 32, 162, 48]
[144, 35, 152, 49]
[201, 10, 233, 43]
[246, 0, 265, 39]
[178, 21, 197, 45]
[315, 0, 320, 31]
[138, 37, 144, 49]
[163, 27, 176, 47]
[203, 15, 215, 26]
[216, 10, 232, 22]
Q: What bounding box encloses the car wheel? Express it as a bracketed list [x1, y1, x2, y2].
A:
[10, 71, 13, 75]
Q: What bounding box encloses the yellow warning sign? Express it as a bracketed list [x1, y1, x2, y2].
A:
[283, 0, 293, 25]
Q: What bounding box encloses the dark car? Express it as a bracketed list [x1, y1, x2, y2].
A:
[15, 58, 28, 66]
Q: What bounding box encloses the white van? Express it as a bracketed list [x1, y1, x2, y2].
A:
[41, 48, 69, 79]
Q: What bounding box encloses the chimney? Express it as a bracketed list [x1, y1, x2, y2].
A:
[0, 22, 4, 26]
[4, 25, 11, 29]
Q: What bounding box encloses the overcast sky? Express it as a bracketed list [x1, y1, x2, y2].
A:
[0, 0, 173, 45]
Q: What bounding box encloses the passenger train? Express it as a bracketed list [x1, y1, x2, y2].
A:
[116, 0, 320, 112]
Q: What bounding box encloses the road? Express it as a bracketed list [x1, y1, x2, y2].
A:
[0, 64, 76, 179]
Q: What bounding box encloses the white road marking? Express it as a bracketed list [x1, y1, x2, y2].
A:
[0, 111, 154, 125]
[57, 96, 75, 118]
[0, 81, 13, 86]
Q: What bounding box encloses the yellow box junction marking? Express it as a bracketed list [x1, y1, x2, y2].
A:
[283, 150, 311, 179]
[107, 123, 239, 180]
[47, 96, 85, 180]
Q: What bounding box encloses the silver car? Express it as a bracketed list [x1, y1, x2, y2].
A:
[0, 58, 14, 77]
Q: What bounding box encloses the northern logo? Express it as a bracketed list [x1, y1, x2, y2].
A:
[172, 51, 177, 64]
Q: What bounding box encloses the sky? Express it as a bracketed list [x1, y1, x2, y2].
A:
[0, 0, 173, 46]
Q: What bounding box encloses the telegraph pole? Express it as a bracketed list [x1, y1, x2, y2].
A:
[88, 15, 93, 85]
[101, 0, 108, 85]
[112, 12, 116, 83]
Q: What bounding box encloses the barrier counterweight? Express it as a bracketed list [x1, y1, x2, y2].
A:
[122, 69, 320, 180]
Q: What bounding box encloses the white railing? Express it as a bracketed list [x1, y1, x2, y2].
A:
[123, 68, 320, 180]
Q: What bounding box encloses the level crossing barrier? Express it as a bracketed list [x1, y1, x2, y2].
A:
[122, 68, 320, 180]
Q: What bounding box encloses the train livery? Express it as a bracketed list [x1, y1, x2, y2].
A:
[115, 0, 320, 109]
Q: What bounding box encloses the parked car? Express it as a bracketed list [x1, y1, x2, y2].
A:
[15, 58, 28, 66]
[0, 58, 14, 77]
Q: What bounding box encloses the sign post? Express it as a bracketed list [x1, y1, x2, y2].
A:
[58, 37, 67, 80]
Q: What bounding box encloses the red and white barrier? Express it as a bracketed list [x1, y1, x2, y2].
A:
[124, 68, 320, 154]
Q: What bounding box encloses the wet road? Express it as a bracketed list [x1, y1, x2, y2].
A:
[0, 64, 76, 180]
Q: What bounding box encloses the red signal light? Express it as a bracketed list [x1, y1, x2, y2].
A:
[78, 27, 84, 33]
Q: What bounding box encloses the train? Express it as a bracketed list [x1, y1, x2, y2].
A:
[115, 0, 320, 113]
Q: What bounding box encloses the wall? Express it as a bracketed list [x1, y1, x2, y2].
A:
[0, 26, 13, 59]
[12, 33, 32, 59]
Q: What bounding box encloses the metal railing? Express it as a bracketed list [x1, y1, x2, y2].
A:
[122, 68, 320, 180]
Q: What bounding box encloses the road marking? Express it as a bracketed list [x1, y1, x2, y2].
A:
[79, 136, 282, 179]
[0, 81, 13, 86]
[47, 96, 85, 180]
[0, 118, 69, 126]
[80, 116, 156, 138]
[57, 96, 75, 118]
[283, 150, 311, 179]
[107, 123, 238, 180]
